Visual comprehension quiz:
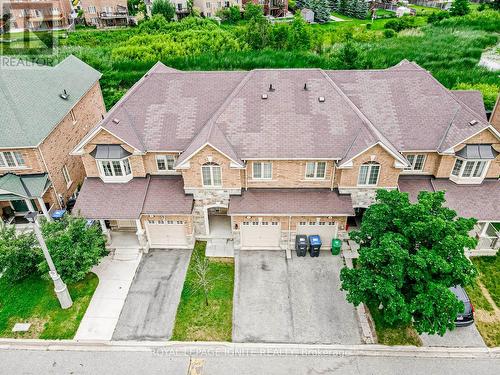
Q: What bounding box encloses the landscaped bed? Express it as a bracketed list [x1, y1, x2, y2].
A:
[172, 242, 234, 341]
[0, 273, 98, 339]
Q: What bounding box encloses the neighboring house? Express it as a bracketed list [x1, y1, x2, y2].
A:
[194, 0, 241, 18]
[72, 60, 500, 256]
[0, 56, 105, 224]
[242, 0, 288, 17]
[301, 8, 314, 23]
[4, 0, 73, 31]
[80, 0, 129, 27]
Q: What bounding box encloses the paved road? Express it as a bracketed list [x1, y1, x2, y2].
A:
[112, 249, 192, 341]
[233, 251, 362, 344]
[0, 345, 498, 375]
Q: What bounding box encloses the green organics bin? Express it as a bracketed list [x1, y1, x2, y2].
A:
[331, 239, 342, 255]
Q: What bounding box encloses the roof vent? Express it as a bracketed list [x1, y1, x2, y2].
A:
[469, 119, 478, 126]
[261, 94, 268, 100]
[318, 96, 325, 103]
[112, 118, 120, 124]
[59, 89, 69, 100]
[303, 83, 308, 91]
[268, 84, 275, 92]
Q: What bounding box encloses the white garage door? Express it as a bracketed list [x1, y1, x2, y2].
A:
[296, 221, 338, 250]
[145, 220, 188, 249]
[240, 220, 281, 250]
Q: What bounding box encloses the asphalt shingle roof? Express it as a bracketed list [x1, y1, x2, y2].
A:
[0, 173, 50, 198]
[0, 55, 101, 148]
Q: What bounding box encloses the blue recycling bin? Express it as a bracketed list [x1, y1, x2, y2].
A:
[51, 209, 66, 220]
[308, 235, 322, 257]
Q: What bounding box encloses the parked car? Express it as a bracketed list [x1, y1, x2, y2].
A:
[451, 286, 474, 327]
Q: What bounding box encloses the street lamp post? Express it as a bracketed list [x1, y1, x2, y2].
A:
[25, 212, 73, 309]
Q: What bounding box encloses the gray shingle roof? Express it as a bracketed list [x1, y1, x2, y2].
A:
[97, 61, 490, 163]
[398, 176, 500, 221]
[228, 188, 355, 216]
[73, 175, 193, 219]
[0, 55, 101, 148]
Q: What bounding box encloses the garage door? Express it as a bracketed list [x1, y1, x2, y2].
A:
[296, 221, 338, 250]
[240, 220, 281, 250]
[145, 220, 188, 249]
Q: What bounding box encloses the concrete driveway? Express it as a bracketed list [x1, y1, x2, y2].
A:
[420, 324, 486, 347]
[112, 249, 191, 341]
[233, 251, 362, 344]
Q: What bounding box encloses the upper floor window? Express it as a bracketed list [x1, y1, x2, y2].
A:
[156, 155, 176, 172]
[98, 158, 132, 178]
[405, 154, 426, 171]
[305, 161, 326, 179]
[62, 165, 72, 188]
[88, 6, 96, 13]
[202, 162, 222, 187]
[70, 109, 77, 124]
[358, 162, 380, 186]
[252, 162, 272, 179]
[451, 159, 487, 179]
[0, 151, 25, 168]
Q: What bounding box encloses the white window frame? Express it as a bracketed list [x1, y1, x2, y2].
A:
[252, 161, 272, 180]
[404, 154, 426, 172]
[201, 163, 222, 187]
[0, 151, 26, 169]
[450, 158, 489, 184]
[62, 165, 73, 189]
[156, 154, 176, 172]
[70, 109, 77, 124]
[357, 162, 380, 186]
[97, 158, 132, 183]
[305, 161, 327, 179]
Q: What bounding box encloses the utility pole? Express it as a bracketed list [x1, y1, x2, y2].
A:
[25, 212, 73, 309]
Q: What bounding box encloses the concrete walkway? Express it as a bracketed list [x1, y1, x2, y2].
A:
[112, 249, 192, 341]
[74, 254, 141, 341]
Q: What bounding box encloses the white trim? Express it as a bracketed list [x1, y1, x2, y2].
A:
[251, 161, 272, 180]
[96, 157, 133, 183]
[62, 165, 73, 190]
[357, 162, 380, 186]
[304, 161, 327, 179]
[243, 157, 341, 161]
[0, 151, 27, 169]
[229, 213, 351, 217]
[176, 142, 244, 169]
[338, 142, 409, 168]
[201, 163, 222, 187]
[403, 153, 427, 172]
[443, 126, 500, 154]
[450, 158, 490, 184]
[71, 127, 142, 156]
[155, 154, 176, 173]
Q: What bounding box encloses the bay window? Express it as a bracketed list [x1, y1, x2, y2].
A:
[252, 162, 272, 179]
[305, 161, 326, 179]
[98, 158, 132, 180]
[451, 159, 487, 179]
[358, 162, 380, 186]
[202, 162, 222, 187]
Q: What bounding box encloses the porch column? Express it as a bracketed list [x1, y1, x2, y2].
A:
[37, 197, 51, 221]
[135, 219, 148, 252]
[480, 221, 490, 237]
[99, 219, 111, 244]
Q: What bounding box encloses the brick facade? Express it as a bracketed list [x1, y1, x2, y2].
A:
[0, 148, 45, 175]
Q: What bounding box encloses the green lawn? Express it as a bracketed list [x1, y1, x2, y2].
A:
[367, 303, 422, 346]
[471, 255, 500, 307]
[172, 242, 234, 341]
[0, 273, 98, 339]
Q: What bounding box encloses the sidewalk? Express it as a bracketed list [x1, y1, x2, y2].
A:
[74, 254, 141, 341]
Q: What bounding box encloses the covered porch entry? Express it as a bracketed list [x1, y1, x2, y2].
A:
[0, 173, 53, 225]
[205, 206, 234, 258]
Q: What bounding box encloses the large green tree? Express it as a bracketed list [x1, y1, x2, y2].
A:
[40, 216, 107, 284]
[450, 0, 470, 16]
[151, 0, 176, 21]
[340, 190, 478, 335]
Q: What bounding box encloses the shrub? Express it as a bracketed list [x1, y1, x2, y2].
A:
[450, 0, 470, 17]
[287, 13, 312, 51]
[151, 0, 176, 21]
[383, 29, 396, 38]
[384, 16, 416, 32]
[427, 11, 450, 24]
[40, 216, 106, 284]
[0, 224, 42, 282]
[243, 3, 263, 20]
[244, 17, 271, 49]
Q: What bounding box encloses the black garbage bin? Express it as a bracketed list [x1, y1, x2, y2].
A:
[308, 235, 321, 257]
[295, 235, 308, 257]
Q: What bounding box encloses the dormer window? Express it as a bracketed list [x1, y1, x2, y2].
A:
[450, 144, 496, 184]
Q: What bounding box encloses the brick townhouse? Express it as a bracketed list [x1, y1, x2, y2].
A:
[79, 0, 129, 27]
[0, 55, 105, 224]
[3, 0, 72, 31]
[72, 60, 500, 257]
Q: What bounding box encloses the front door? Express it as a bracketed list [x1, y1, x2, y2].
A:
[11, 199, 29, 213]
